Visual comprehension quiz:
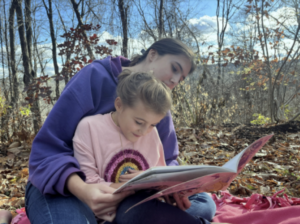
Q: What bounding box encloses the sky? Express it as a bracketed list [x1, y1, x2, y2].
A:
[1, 0, 299, 78]
[200, 0, 218, 16]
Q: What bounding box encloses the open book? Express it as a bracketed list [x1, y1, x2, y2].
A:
[114, 134, 273, 210]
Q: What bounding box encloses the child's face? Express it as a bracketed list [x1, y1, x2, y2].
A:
[115, 99, 165, 143]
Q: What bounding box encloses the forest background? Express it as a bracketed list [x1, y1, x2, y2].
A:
[1, 0, 300, 212]
[0, 0, 300, 137]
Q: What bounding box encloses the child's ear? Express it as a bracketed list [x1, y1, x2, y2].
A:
[115, 97, 123, 112]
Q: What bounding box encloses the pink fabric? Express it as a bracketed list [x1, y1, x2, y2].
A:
[212, 190, 300, 224]
[7, 190, 300, 224]
[11, 208, 30, 224]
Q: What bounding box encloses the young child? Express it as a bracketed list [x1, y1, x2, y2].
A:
[73, 69, 170, 189]
[73, 70, 212, 224]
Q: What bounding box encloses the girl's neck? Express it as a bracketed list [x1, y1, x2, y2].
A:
[122, 61, 147, 73]
[111, 111, 119, 127]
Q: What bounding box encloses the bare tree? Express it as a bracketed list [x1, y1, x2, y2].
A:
[216, 0, 235, 89]
[25, 0, 32, 62]
[15, 0, 33, 84]
[42, 0, 60, 99]
[0, 5, 8, 141]
[158, 0, 164, 39]
[2, 0, 12, 101]
[251, 0, 300, 122]
[15, 0, 41, 133]
[55, 3, 75, 85]
[9, 0, 18, 104]
[117, 0, 129, 57]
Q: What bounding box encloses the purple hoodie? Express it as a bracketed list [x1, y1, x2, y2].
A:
[29, 56, 179, 196]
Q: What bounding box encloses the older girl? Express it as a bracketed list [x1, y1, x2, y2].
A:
[73, 70, 201, 223]
[25, 38, 217, 223]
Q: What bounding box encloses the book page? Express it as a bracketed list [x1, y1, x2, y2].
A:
[125, 172, 234, 212]
[115, 166, 233, 193]
[125, 134, 273, 211]
[236, 134, 273, 173]
[128, 165, 202, 183]
[222, 134, 273, 173]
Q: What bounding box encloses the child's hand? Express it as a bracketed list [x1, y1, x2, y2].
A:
[172, 192, 191, 210]
[67, 173, 134, 222]
[81, 183, 134, 221]
[119, 169, 144, 182]
[163, 193, 191, 210]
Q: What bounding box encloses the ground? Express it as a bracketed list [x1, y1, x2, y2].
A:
[1, 121, 300, 216]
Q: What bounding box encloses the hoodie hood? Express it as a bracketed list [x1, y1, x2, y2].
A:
[95, 56, 131, 84]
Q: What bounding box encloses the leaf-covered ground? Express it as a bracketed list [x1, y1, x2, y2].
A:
[1, 121, 300, 215]
[177, 121, 300, 197]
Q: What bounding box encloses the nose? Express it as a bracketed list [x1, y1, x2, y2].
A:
[170, 75, 180, 88]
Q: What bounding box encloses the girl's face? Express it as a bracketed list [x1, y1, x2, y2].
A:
[114, 98, 165, 143]
[148, 51, 192, 90]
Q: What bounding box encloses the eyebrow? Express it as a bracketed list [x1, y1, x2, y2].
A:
[175, 62, 183, 73]
[135, 117, 159, 126]
[135, 117, 146, 122]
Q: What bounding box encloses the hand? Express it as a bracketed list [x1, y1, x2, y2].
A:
[110, 182, 126, 189]
[81, 183, 133, 221]
[119, 169, 144, 182]
[173, 192, 191, 210]
[163, 193, 191, 211]
[67, 173, 134, 222]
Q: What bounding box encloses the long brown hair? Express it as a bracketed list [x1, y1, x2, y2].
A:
[130, 38, 196, 74]
[117, 69, 172, 115]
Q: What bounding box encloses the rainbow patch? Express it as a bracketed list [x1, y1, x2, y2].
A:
[104, 149, 149, 183]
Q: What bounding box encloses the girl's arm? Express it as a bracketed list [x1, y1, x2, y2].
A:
[72, 118, 136, 220]
[73, 118, 112, 186]
[66, 173, 133, 222]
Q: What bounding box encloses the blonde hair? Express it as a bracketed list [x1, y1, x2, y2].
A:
[117, 70, 172, 115]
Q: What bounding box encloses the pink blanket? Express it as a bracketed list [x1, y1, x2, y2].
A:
[212, 190, 300, 224]
[9, 189, 300, 224]
[11, 208, 30, 224]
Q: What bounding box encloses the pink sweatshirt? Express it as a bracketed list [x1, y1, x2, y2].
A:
[73, 113, 166, 186]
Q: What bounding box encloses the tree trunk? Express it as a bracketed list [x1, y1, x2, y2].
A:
[9, 0, 18, 104]
[55, 4, 70, 85]
[0, 12, 6, 97]
[254, 0, 275, 122]
[0, 11, 7, 142]
[158, 0, 164, 39]
[42, 0, 60, 99]
[3, 0, 12, 101]
[15, 0, 32, 85]
[7, 0, 19, 137]
[15, 0, 41, 134]
[25, 0, 32, 61]
[118, 0, 129, 58]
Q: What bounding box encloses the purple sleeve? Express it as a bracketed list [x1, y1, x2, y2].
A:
[28, 62, 116, 195]
[29, 88, 87, 196]
[156, 111, 179, 166]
